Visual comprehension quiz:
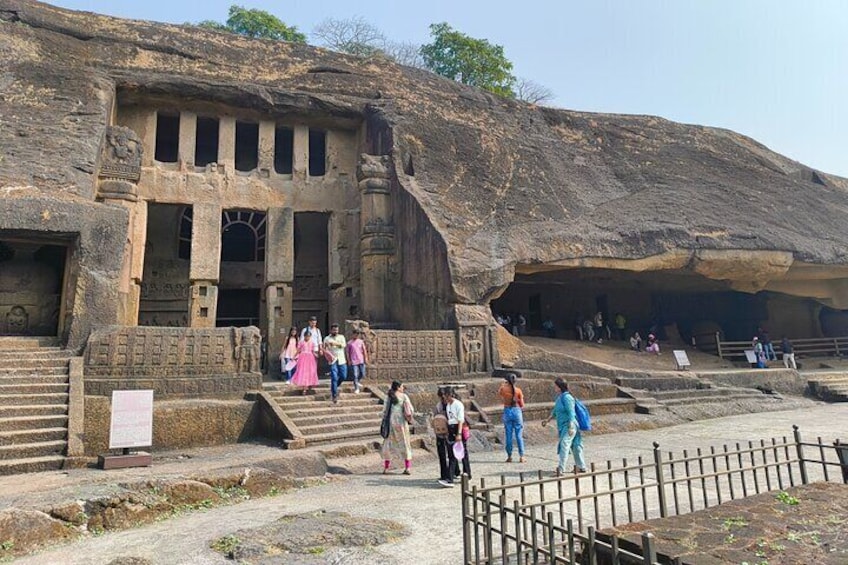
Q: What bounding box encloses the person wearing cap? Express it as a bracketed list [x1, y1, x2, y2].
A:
[498, 373, 526, 463]
[645, 333, 660, 355]
[300, 316, 323, 353]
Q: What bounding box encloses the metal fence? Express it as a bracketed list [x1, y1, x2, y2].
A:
[461, 426, 847, 565]
[701, 332, 848, 360]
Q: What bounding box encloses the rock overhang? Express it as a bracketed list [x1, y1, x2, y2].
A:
[2, 0, 848, 308]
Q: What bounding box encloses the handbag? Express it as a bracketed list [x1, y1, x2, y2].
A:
[380, 405, 392, 439]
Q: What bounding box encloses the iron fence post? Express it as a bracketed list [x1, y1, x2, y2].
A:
[652, 442, 668, 518]
[792, 425, 809, 485]
[715, 331, 722, 358]
[835, 439, 848, 484]
[642, 533, 657, 565]
[462, 474, 472, 564]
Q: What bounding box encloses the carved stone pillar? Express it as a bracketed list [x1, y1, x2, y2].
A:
[96, 126, 145, 325]
[189, 203, 222, 328]
[452, 305, 500, 374]
[265, 207, 294, 377]
[357, 154, 396, 326]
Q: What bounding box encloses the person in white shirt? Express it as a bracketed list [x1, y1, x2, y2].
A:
[438, 387, 471, 487]
[300, 316, 323, 353]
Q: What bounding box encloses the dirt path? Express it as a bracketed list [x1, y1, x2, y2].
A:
[14, 405, 846, 565]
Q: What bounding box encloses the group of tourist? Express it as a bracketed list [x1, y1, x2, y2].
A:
[280, 318, 369, 402]
[752, 329, 796, 369]
[378, 374, 589, 483]
[495, 312, 528, 336]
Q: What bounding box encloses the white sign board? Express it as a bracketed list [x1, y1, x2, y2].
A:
[744, 350, 757, 364]
[109, 390, 154, 449]
[672, 350, 691, 369]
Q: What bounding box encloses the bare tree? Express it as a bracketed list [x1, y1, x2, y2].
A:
[515, 78, 555, 105]
[380, 40, 426, 69]
[312, 16, 385, 56]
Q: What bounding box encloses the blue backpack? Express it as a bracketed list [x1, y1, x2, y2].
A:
[563, 392, 592, 432]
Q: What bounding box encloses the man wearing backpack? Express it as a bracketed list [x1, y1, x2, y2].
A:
[542, 378, 588, 474]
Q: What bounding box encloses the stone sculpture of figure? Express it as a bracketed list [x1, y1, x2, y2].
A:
[234, 327, 262, 373]
[100, 126, 143, 180]
[463, 327, 484, 373]
[6, 306, 28, 335]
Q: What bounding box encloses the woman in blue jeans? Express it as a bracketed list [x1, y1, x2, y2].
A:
[499, 373, 526, 463]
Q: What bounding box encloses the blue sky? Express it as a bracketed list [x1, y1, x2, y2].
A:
[53, 1, 848, 177]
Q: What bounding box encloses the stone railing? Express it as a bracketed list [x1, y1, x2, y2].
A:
[83, 325, 262, 397]
[366, 329, 462, 381]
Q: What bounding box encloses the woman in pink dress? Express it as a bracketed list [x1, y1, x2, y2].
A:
[292, 332, 319, 395]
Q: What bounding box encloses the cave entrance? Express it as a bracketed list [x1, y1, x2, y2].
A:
[490, 267, 824, 350]
[0, 238, 68, 338]
[292, 212, 329, 332]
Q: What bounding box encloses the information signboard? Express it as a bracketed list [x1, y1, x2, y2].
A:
[108, 390, 153, 450]
[744, 350, 757, 364]
[672, 350, 691, 370]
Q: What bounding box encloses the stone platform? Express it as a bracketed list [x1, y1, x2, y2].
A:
[603, 482, 848, 564]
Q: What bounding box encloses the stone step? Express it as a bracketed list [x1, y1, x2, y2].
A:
[271, 394, 378, 408]
[0, 427, 67, 446]
[0, 414, 69, 431]
[0, 359, 71, 370]
[0, 440, 66, 460]
[650, 387, 747, 400]
[289, 409, 385, 427]
[0, 337, 61, 349]
[0, 455, 66, 476]
[263, 382, 359, 394]
[0, 374, 69, 385]
[0, 393, 69, 406]
[614, 376, 703, 391]
[297, 417, 384, 436]
[0, 349, 72, 359]
[0, 383, 69, 395]
[661, 392, 772, 406]
[0, 367, 68, 376]
[285, 404, 384, 418]
[0, 404, 68, 417]
[303, 427, 385, 447]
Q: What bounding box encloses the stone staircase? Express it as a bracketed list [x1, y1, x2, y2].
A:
[264, 382, 386, 447]
[614, 375, 780, 411]
[0, 337, 72, 475]
[806, 372, 848, 402]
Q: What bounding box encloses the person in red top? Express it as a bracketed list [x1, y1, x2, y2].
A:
[498, 373, 526, 463]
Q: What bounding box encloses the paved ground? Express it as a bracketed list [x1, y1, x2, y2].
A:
[14, 404, 847, 565]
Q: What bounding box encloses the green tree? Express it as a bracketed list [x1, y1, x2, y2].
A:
[196, 5, 306, 43]
[419, 23, 515, 97]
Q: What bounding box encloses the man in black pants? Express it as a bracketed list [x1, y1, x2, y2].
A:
[434, 388, 455, 488]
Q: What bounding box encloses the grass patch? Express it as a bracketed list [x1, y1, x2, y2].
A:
[775, 491, 799, 506]
[306, 546, 325, 555]
[722, 517, 748, 530]
[211, 534, 241, 556]
[0, 541, 13, 552]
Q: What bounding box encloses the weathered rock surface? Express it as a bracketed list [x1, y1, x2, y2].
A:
[2, 0, 848, 309]
[211, 510, 407, 564]
[0, 508, 78, 558]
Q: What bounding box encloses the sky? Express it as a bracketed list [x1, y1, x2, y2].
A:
[52, 1, 848, 177]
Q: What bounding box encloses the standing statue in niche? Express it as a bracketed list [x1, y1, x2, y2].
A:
[99, 126, 143, 181]
[234, 327, 262, 373]
[462, 326, 484, 374]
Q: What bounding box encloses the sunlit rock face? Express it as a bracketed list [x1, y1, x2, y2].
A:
[2, 0, 848, 333]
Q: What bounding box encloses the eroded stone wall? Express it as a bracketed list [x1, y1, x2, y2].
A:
[83, 325, 262, 397]
[363, 328, 462, 381]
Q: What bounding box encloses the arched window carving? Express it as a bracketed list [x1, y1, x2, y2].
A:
[221, 210, 266, 262]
